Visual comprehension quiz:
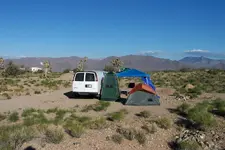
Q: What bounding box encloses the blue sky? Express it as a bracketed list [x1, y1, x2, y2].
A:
[0, 0, 225, 60]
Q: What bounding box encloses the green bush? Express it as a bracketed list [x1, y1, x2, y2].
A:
[187, 103, 215, 130]
[177, 140, 201, 150]
[107, 109, 128, 121]
[2, 61, 21, 77]
[0, 124, 35, 150]
[8, 112, 19, 122]
[64, 121, 85, 138]
[177, 103, 191, 115]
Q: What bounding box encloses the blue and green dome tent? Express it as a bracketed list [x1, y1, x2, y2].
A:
[116, 68, 156, 91]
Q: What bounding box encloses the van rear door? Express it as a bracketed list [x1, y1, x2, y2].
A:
[73, 72, 85, 92]
[84, 72, 98, 93]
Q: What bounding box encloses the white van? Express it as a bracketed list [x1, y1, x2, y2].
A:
[72, 70, 107, 97]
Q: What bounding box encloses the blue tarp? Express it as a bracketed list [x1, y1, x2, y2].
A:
[116, 68, 156, 91]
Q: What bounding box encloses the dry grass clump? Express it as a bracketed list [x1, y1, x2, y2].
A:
[81, 101, 111, 112]
[136, 110, 151, 118]
[107, 109, 128, 121]
[116, 127, 147, 144]
[45, 126, 65, 144]
[154, 117, 172, 129]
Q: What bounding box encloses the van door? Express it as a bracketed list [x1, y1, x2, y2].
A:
[84, 72, 98, 93]
[73, 72, 85, 92]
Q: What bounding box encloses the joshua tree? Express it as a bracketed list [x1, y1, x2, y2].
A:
[43, 60, 51, 77]
[0, 57, 4, 70]
[77, 57, 88, 71]
[110, 58, 124, 72]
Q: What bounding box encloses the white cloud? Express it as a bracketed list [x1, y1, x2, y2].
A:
[184, 49, 225, 58]
[184, 49, 209, 53]
[139, 50, 162, 56]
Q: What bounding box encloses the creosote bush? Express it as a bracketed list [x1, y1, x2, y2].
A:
[155, 117, 172, 129]
[8, 111, 19, 122]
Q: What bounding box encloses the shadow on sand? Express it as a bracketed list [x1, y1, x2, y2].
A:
[63, 91, 126, 105]
[24, 146, 36, 150]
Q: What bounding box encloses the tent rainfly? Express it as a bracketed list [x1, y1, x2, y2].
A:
[116, 68, 160, 106]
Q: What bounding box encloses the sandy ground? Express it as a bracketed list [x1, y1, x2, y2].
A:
[0, 87, 183, 150]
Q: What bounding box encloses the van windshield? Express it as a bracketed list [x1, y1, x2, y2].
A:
[74, 73, 84, 81]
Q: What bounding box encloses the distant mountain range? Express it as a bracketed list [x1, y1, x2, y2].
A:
[3, 55, 225, 72]
[179, 56, 225, 70]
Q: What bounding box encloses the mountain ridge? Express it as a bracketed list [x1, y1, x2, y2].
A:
[2, 55, 225, 72]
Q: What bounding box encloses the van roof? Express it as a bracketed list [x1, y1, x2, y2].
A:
[75, 70, 107, 73]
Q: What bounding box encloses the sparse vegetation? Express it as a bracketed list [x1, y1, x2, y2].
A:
[111, 134, 123, 144]
[0, 124, 35, 150]
[107, 109, 128, 121]
[8, 111, 19, 122]
[0, 113, 6, 121]
[116, 127, 147, 144]
[155, 117, 172, 129]
[64, 121, 85, 138]
[81, 101, 111, 112]
[142, 123, 157, 134]
[177, 103, 191, 116]
[45, 126, 64, 144]
[136, 110, 151, 118]
[151, 69, 225, 98]
[176, 140, 201, 150]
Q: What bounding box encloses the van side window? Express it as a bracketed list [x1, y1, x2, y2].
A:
[85, 73, 95, 81]
[75, 73, 84, 81]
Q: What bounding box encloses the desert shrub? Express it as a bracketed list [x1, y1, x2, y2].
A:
[63, 69, 70, 73]
[211, 98, 225, 116]
[2, 61, 21, 77]
[23, 111, 49, 126]
[107, 109, 128, 121]
[34, 90, 41, 94]
[104, 65, 115, 72]
[64, 121, 85, 138]
[141, 123, 157, 134]
[81, 101, 111, 112]
[45, 127, 64, 144]
[177, 140, 201, 150]
[111, 134, 123, 144]
[22, 108, 43, 117]
[136, 110, 151, 118]
[135, 130, 146, 144]
[177, 103, 191, 116]
[88, 117, 107, 130]
[0, 113, 6, 121]
[1, 93, 11, 99]
[8, 112, 19, 122]
[116, 127, 136, 141]
[53, 109, 70, 125]
[93, 101, 111, 111]
[155, 117, 172, 129]
[0, 124, 35, 150]
[187, 103, 215, 130]
[63, 81, 71, 88]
